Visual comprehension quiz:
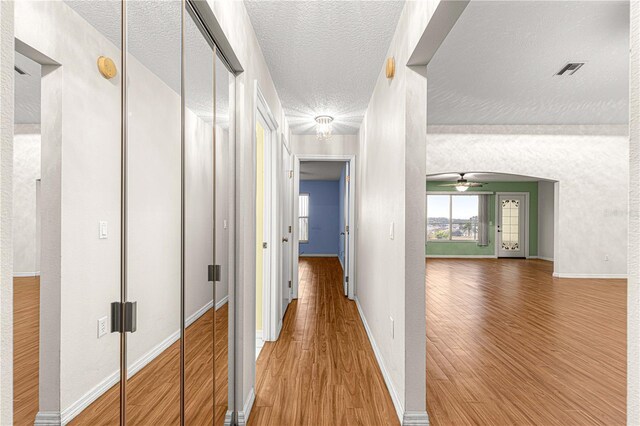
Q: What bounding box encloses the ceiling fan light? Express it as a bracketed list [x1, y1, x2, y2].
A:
[455, 184, 469, 192]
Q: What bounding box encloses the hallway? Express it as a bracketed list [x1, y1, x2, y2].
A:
[250, 257, 398, 425]
[426, 259, 626, 426]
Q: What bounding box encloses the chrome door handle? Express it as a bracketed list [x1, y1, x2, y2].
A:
[282, 237, 289, 242]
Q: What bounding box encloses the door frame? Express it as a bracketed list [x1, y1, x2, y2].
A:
[279, 137, 293, 313]
[253, 84, 279, 343]
[494, 192, 530, 259]
[292, 154, 356, 300]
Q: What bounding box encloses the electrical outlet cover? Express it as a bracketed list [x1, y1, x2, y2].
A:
[98, 316, 108, 338]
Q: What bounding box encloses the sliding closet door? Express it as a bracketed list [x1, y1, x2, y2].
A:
[124, 1, 182, 423]
[26, 1, 124, 424]
[214, 49, 234, 425]
[183, 7, 216, 424]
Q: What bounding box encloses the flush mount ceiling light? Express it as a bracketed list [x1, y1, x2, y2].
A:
[315, 115, 334, 141]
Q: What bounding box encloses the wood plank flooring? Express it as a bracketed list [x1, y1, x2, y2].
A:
[15, 258, 624, 425]
[249, 257, 398, 426]
[14, 276, 40, 426]
[426, 258, 626, 426]
[66, 304, 228, 425]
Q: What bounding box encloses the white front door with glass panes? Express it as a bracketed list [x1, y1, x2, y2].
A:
[497, 193, 526, 257]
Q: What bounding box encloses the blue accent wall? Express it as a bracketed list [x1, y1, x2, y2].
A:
[338, 165, 346, 268]
[300, 180, 340, 255]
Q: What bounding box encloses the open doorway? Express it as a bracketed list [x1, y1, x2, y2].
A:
[426, 172, 558, 266]
[255, 87, 278, 359]
[293, 156, 356, 299]
[13, 50, 42, 425]
[423, 1, 629, 423]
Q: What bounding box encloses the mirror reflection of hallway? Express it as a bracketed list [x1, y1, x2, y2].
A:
[13, 51, 42, 425]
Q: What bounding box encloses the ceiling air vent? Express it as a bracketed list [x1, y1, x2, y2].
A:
[556, 62, 584, 76]
[14, 66, 28, 76]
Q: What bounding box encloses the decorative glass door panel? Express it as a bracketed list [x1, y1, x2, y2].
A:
[497, 194, 526, 258]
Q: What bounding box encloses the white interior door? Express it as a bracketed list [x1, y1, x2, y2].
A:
[281, 143, 293, 315]
[497, 193, 526, 258]
[343, 162, 350, 296]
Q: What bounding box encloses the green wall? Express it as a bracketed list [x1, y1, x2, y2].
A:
[426, 181, 538, 257]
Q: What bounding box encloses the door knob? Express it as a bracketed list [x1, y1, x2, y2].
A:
[282, 237, 289, 242]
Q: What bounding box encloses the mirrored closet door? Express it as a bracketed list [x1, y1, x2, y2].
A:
[16, 1, 236, 423]
[183, 3, 236, 423]
[183, 5, 217, 425]
[125, 0, 183, 423]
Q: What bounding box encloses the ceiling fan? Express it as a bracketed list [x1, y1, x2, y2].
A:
[437, 173, 486, 192]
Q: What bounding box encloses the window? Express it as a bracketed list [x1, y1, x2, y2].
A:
[299, 193, 309, 243]
[427, 194, 479, 241]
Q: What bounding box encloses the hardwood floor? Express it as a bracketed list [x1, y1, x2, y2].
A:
[14, 276, 40, 426]
[68, 304, 229, 425]
[426, 258, 626, 426]
[249, 257, 398, 426]
[16, 258, 623, 425]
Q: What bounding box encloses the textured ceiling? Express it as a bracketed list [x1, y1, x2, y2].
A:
[300, 161, 345, 181]
[427, 1, 629, 125]
[427, 172, 546, 182]
[245, 0, 405, 135]
[64, 0, 230, 125]
[14, 52, 41, 124]
[427, 172, 541, 182]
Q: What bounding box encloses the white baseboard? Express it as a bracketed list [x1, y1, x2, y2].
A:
[553, 272, 627, 279]
[256, 330, 264, 360]
[14, 271, 40, 277]
[299, 253, 338, 257]
[224, 410, 234, 426]
[426, 255, 496, 259]
[61, 369, 119, 424]
[237, 387, 255, 425]
[403, 411, 430, 425]
[35, 411, 61, 425]
[531, 256, 554, 262]
[216, 295, 229, 310]
[527, 256, 554, 261]
[355, 298, 403, 424]
[60, 300, 214, 424]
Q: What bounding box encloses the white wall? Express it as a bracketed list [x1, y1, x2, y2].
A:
[185, 120, 230, 316]
[427, 125, 628, 278]
[215, 127, 230, 307]
[538, 180, 555, 261]
[291, 134, 359, 156]
[356, 1, 441, 423]
[628, 2, 639, 423]
[12, 125, 40, 275]
[0, 1, 15, 423]
[125, 53, 183, 388]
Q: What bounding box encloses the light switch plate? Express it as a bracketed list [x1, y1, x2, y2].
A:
[99, 221, 108, 239]
[223, 219, 228, 230]
[390, 316, 394, 339]
[389, 221, 394, 240]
